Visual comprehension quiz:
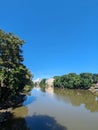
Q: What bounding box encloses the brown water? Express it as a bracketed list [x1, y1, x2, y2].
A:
[2, 87, 98, 130]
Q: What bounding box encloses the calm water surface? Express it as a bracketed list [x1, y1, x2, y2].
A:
[3, 87, 98, 130]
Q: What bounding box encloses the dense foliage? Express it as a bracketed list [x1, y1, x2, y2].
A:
[39, 79, 47, 90]
[0, 30, 33, 102]
[53, 73, 98, 89]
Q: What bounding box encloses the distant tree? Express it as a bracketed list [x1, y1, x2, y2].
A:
[65, 73, 80, 89]
[39, 79, 46, 87]
[92, 74, 98, 83]
[80, 73, 93, 89]
[53, 76, 61, 88]
[53, 72, 98, 89]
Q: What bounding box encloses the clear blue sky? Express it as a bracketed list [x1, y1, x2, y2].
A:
[0, 0, 98, 79]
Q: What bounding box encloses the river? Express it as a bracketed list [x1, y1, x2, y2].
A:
[2, 87, 98, 130]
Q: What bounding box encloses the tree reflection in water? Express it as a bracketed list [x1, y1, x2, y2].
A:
[54, 88, 98, 112]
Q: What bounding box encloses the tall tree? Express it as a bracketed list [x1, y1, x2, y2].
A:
[0, 30, 32, 102]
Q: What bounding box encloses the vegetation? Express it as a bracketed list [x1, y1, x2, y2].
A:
[39, 79, 47, 90]
[0, 30, 33, 103]
[23, 82, 34, 93]
[53, 73, 98, 89]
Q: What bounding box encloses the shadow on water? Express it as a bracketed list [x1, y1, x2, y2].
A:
[1, 113, 29, 130]
[1, 114, 67, 130]
[25, 114, 67, 130]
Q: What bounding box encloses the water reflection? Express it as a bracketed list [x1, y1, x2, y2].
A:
[23, 96, 37, 106]
[54, 88, 98, 112]
[45, 86, 54, 95]
[1, 87, 98, 130]
[26, 88, 98, 130]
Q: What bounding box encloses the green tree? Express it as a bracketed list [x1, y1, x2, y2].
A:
[0, 30, 33, 102]
[80, 73, 93, 89]
[53, 76, 62, 88]
[92, 74, 98, 83]
[39, 79, 47, 91]
[39, 79, 46, 88]
[53, 73, 97, 89]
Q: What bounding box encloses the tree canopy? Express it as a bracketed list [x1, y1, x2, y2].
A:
[53, 73, 98, 89]
[0, 30, 33, 102]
